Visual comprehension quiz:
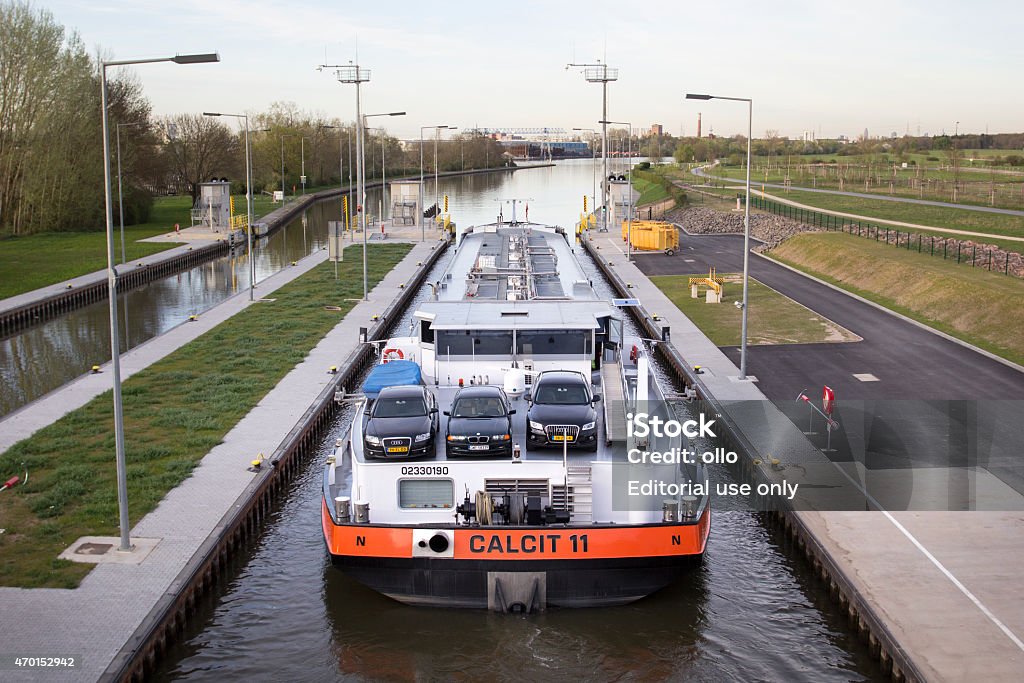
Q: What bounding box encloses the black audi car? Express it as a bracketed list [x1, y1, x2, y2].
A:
[444, 386, 515, 458]
[525, 371, 601, 451]
[363, 386, 439, 459]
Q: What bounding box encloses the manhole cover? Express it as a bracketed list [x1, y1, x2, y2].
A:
[76, 542, 113, 555]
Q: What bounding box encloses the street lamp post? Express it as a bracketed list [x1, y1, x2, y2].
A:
[115, 122, 144, 266]
[687, 92, 753, 380]
[419, 125, 454, 241]
[363, 112, 406, 222]
[102, 51, 218, 552]
[321, 62, 374, 299]
[279, 134, 296, 199]
[573, 127, 598, 218]
[203, 112, 255, 301]
[599, 120, 633, 260]
[115, 121, 143, 350]
[568, 61, 618, 232]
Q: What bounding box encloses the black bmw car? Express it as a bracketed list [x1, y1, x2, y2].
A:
[525, 371, 601, 451]
[363, 386, 439, 459]
[444, 386, 515, 458]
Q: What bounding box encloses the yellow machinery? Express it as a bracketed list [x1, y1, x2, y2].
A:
[687, 267, 725, 303]
[621, 220, 679, 255]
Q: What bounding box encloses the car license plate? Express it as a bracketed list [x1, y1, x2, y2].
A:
[552, 435, 573, 442]
[469, 445, 489, 451]
[387, 446, 409, 453]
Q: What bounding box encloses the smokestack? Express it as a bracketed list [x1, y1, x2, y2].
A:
[697, 112, 702, 139]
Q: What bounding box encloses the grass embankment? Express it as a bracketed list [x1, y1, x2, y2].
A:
[632, 168, 687, 209]
[768, 232, 1024, 364]
[0, 193, 304, 300]
[650, 274, 858, 347]
[633, 177, 670, 206]
[0, 244, 410, 588]
[0, 197, 193, 299]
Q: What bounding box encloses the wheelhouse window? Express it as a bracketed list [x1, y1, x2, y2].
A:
[515, 329, 592, 356]
[399, 479, 454, 509]
[436, 329, 513, 356]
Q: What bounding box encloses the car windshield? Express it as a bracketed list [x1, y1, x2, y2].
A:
[452, 396, 506, 418]
[373, 396, 427, 418]
[534, 383, 589, 405]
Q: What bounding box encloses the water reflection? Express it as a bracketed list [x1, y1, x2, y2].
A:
[0, 163, 604, 417]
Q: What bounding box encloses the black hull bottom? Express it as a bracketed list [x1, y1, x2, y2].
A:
[330, 555, 704, 610]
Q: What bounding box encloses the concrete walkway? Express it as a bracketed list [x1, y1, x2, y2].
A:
[0, 237, 442, 682]
[587, 232, 1024, 681]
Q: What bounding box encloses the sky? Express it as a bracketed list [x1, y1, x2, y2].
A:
[38, 0, 1024, 141]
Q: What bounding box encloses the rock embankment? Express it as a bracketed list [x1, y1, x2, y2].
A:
[666, 205, 817, 248]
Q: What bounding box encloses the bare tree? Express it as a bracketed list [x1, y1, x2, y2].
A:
[160, 113, 238, 202]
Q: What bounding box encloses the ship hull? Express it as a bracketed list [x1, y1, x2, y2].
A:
[323, 500, 710, 610]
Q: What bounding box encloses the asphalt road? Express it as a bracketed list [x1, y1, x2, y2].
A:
[690, 166, 1024, 217]
[634, 233, 1024, 500]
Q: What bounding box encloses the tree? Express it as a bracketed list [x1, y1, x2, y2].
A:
[1, 2, 96, 233]
[673, 143, 693, 165]
[160, 113, 238, 203]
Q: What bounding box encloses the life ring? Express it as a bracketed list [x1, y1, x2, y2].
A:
[382, 347, 404, 363]
[629, 345, 639, 363]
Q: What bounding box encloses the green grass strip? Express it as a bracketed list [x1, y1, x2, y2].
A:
[0, 244, 410, 588]
[768, 233, 1024, 365]
[0, 194, 309, 299]
[650, 274, 857, 347]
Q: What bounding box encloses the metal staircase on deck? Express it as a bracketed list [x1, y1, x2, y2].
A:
[600, 359, 627, 443]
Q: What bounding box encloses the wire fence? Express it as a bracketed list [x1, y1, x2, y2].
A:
[748, 195, 1023, 277]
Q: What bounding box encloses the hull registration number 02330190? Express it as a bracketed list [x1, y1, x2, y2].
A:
[400, 466, 449, 476]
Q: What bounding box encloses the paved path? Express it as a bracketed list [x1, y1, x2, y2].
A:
[0, 238, 442, 682]
[587, 232, 1024, 681]
[690, 165, 1024, 217]
[631, 230, 1024, 490]
[635, 232, 1024, 400]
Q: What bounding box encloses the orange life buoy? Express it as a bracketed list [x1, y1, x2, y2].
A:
[382, 347, 404, 363]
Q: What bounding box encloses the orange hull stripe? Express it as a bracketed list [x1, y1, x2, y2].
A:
[322, 500, 710, 560]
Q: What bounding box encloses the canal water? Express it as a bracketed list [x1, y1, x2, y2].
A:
[0, 161, 610, 417]
[151, 195, 883, 681]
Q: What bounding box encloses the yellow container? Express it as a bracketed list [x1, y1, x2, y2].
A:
[622, 220, 679, 253]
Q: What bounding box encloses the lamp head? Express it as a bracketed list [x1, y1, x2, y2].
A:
[686, 93, 713, 100]
[172, 52, 220, 65]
